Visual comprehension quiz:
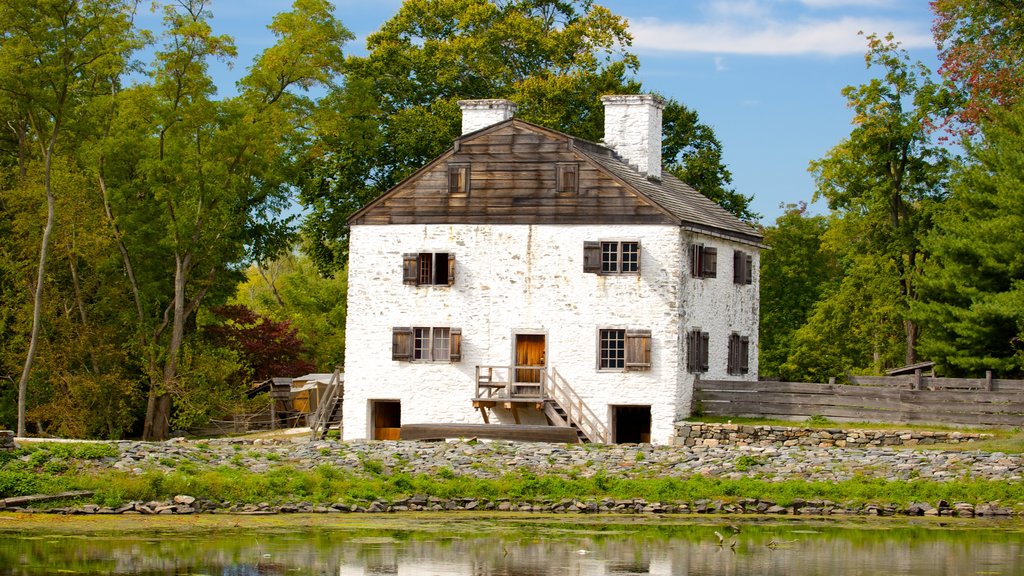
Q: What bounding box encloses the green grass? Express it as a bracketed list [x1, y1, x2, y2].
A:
[3, 460, 1023, 512]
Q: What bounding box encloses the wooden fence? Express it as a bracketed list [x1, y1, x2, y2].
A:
[693, 375, 1024, 427]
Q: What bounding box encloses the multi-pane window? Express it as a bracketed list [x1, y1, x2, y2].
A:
[691, 244, 717, 278]
[448, 163, 470, 195]
[728, 333, 750, 375]
[599, 329, 626, 369]
[403, 252, 454, 286]
[733, 250, 753, 285]
[599, 328, 652, 371]
[393, 327, 462, 362]
[584, 241, 640, 274]
[686, 329, 709, 373]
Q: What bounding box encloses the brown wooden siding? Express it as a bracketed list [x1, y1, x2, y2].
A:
[350, 123, 678, 226]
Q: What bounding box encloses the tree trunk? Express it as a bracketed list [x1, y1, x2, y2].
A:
[905, 319, 917, 366]
[16, 152, 56, 437]
[143, 252, 190, 441]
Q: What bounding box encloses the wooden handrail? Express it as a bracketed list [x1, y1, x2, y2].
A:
[309, 368, 343, 441]
[545, 368, 608, 443]
[474, 364, 608, 443]
[474, 365, 546, 401]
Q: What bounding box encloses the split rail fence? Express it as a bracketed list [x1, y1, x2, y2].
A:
[693, 374, 1024, 427]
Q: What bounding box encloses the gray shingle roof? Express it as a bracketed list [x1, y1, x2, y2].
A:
[575, 141, 763, 245]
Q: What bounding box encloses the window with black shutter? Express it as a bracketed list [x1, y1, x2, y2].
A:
[691, 244, 717, 279]
[727, 333, 750, 375]
[733, 250, 753, 285]
[687, 328, 709, 373]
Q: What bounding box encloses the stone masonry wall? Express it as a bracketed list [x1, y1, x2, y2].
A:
[0, 431, 13, 451]
[674, 422, 990, 448]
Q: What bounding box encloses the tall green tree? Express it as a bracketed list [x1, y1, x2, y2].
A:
[914, 104, 1024, 376]
[300, 0, 749, 274]
[758, 204, 838, 378]
[97, 0, 351, 440]
[0, 0, 142, 436]
[808, 33, 952, 369]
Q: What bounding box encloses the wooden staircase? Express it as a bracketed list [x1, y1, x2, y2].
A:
[309, 368, 343, 441]
[472, 366, 608, 443]
[541, 402, 588, 443]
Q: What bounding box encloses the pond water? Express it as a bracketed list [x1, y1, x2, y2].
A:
[1, 515, 1023, 575]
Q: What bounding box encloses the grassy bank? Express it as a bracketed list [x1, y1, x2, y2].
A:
[2, 442, 1022, 512]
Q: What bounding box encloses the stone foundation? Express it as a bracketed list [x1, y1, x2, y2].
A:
[674, 423, 990, 448]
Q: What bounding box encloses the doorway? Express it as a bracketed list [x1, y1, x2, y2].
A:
[611, 405, 651, 444]
[514, 334, 546, 384]
[371, 400, 401, 440]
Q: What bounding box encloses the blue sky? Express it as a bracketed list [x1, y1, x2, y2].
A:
[141, 0, 940, 223]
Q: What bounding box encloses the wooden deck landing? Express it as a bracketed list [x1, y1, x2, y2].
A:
[399, 423, 580, 443]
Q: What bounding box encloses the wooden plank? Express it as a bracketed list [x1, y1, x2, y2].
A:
[696, 391, 903, 411]
[4, 490, 94, 507]
[696, 380, 903, 398]
[899, 389, 1024, 405]
[400, 423, 579, 443]
[699, 401, 900, 421]
[849, 376, 912, 387]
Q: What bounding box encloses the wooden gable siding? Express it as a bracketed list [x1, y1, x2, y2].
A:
[349, 122, 678, 226]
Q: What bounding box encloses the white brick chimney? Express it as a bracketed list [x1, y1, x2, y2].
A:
[601, 94, 665, 180]
[457, 99, 517, 135]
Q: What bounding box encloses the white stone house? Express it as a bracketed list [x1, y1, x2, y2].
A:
[342, 95, 762, 444]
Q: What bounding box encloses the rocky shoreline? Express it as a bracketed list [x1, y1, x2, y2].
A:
[4, 494, 1017, 519]
[5, 429, 1024, 519]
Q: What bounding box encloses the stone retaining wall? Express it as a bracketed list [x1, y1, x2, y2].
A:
[674, 423, 990, 448]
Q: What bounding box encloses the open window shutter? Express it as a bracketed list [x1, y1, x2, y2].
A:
[625, 329, 652, 370]
[744, 254, 753, 285]
[392, 327, 413, 361]
[686, 330, 696, 372]
[447, 253, 456, 286]
[690, 245, 701, 277]
[700, 332, 710, 372]
[740, 336, 750, 374]
[583, 241, 601, 273]
[727, 333, 737, 374]
[703, 247, 718, 278]
[449, 328, 462, 362]
[733, 251, 743, 284]
[402, 254, 418, 285]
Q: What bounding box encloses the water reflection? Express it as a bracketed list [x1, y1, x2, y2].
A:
[1, 518, 1022, 575]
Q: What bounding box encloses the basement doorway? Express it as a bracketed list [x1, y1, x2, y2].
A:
[371, 400, 401, 440]
[610, 405, 651, 444]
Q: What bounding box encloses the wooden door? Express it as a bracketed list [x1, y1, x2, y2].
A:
[515, 334, 546, 383]
[372, 401, 401, 440]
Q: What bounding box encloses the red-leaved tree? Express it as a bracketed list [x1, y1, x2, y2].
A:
[932, 0, 1024, 134]
[205, 305, 315, 383]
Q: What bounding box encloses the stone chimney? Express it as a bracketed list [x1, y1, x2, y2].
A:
[601, 94, 665, 180]
[457, 99, 517, 135]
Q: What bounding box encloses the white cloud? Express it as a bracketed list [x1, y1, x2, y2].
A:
[797, 0, 894, 8]
[714, 56, 728, 71]
[629, 16, 932, 56]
